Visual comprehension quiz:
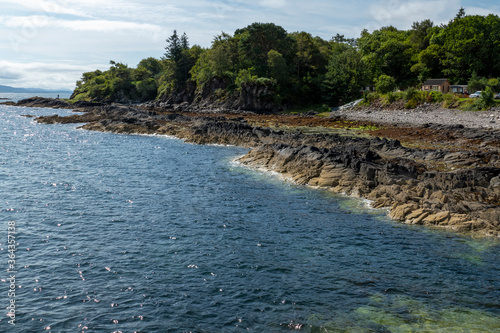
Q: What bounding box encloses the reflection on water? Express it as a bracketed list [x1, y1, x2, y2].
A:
[0, 98, 498, 332]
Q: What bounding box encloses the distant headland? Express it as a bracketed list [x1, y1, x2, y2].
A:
[0, 84, 72, 94]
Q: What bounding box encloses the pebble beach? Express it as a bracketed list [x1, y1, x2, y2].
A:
[334, 104, 500, 129]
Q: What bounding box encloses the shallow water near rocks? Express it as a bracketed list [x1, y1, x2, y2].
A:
[0, 97, 499, 332]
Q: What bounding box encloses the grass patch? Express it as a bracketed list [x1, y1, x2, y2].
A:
[349, 125, 380, 131]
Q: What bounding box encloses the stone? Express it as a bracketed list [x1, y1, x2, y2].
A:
[423, 211, 451, 225]
[405, 209, 431, 225]
[389, 203, 418, 221]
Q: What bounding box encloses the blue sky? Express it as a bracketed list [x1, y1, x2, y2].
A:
[0, 0, 499, 90]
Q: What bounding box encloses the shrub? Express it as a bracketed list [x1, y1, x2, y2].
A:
[405, 98, 418, 109]
[214, 88, 226, 99]
[376, 75, 396, 94]
[382, 91, 397, 105]
[481, 86, 495, 107]
[235, 68, 257, 87]
[394, 91, 405, 100]
[460, 88, 494, 111]
[442, 93, 459, 108]
[487, 78, 500, 92]
[429, 91, 444, 103]
[404, 87, 418, 101]
[360, 91, 380, 105]
[462, 99, 484, 111]
[467, 72, 487, 93]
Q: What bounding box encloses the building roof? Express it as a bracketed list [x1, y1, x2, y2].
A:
[422, 78, 449, 86]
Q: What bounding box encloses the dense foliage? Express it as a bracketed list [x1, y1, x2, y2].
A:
[71, 9, 500, 108]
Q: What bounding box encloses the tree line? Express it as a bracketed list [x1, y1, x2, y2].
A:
[71, 9, 500, 108]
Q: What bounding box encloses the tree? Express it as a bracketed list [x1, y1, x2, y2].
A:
[456, 7, 466, 20]
[467, 72, 487, 92]
[163, 30, 194, 87]
[376, 75, 396, 94]
[267, 50, 288, 83]
[137, 57, 162, 76]
[331, 33, 356, 46]
[358, 26, 418, 88]
[487, 78, 500, 92]
[412, 44, 443, 82]
[165, 30, 183, 63]
[322, 46, 367, 105]
[288, 31, 331, 104]
[190, 32, 238, 87]
[235, 23, 296, 77]
[410, 19, 434, 51]
[441, 14, 500, 82]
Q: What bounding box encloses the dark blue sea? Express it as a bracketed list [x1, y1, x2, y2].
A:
[1, 93, 499, 332]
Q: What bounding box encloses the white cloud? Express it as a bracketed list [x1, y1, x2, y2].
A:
[0, 61, 107, 90]
[369, 0, 461, 30]
[56, 18, 162, 33]
[1, 0, 499, 90]
[0, 15, 162, 33]
[0, 67, 22, 80]
[0, 0, 88, 17]
[465, 6, 500, 16]
[259, 0, 287, 9]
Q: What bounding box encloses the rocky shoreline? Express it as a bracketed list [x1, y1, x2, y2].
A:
[5, 97, 500, 237]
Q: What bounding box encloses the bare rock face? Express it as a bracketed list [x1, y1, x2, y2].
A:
[157, 78, 279, 113]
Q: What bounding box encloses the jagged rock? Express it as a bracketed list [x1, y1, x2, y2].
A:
[389, 203, 418, 221]
[423, 211, 451, 225]
[14, 97, 72, 109]
[20, 100, 500, 237]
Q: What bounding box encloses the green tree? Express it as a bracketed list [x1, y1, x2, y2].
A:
[358, 26, 417, 88]
[410, 19, 434, 51]
[288, 31, 331, 104]
[164, 30, 183, 63]
[375, 75, 396, 94]
[137, 57, 162, 76]
[441, 13, 500, 82]
[133, 58, 162, 101]
[267, 50, 288, 84]
[190, 32, 239, 87]
[235, 23, 296, 77]
[411, 44, 444, 83]
[322, 46, 367, 105]
[487, 78, 500, 92]
[467, 72, 487, 92]
[163, 30, 193, 86]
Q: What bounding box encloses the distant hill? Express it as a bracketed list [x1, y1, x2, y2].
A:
[0, 84, 72, 93]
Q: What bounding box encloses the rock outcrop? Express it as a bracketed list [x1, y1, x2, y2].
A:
[153, 78, 278, 113]
[1, 97, 104, 109]
[13, 99, 499, 237]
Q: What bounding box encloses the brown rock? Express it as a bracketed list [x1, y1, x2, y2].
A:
[423, 211, 451, 225]
[406, 209, 431, 225]
[389, 203, 418, 221]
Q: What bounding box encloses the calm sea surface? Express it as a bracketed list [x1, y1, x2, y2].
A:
[0, 93, 499, 332]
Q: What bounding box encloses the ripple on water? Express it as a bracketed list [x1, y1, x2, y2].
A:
[0, 103, 499, 331]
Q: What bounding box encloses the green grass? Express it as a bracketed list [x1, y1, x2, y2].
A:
[349, 125, 380, 131]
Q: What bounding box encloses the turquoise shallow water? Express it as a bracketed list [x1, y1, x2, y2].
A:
[0, 96, 499, 332]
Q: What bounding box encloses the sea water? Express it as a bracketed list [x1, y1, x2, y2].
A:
[0, 95, 499, 332]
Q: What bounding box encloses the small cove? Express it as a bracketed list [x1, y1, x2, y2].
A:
[0, 98, 499, 332]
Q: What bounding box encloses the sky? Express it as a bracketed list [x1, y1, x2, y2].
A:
[0, 0, 499, 91]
